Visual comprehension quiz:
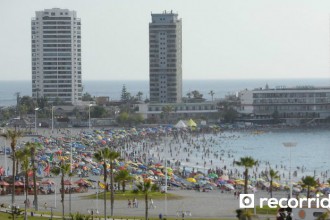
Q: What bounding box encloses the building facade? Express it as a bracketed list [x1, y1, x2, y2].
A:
[149, 11, 182, 103]
[136, 102, 218, 122]
[239, 86, 330, 123]
[31, 8, 82, 104]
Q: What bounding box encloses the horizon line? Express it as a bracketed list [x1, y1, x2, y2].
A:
[0, 77, 329, 82]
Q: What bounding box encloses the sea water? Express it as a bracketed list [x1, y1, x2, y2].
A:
[151, 128, 330, 183]
[1, 78, 329, 106]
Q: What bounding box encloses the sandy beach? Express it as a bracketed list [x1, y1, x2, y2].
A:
[0, 126, 329, 219]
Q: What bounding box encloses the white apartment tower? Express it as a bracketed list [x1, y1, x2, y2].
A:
[31, 8, 82, 104]
[149, 11, 182, 103]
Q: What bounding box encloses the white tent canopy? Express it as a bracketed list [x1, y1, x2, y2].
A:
[175, 120, 187, 128]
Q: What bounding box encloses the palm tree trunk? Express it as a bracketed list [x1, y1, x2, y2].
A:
[103, 164, 107, 220]
[24, 173, 29, 220]
[110, 161, 114, 216]
[32, 152, 38, 211]
[12, 151, 16, 220]
[244, 168, 248, 194]
[307, 186, 310, 198]
[145, 193, 148, 220]
[61, 176, 65, 220]
[24, 172, 28, 220]
[270, 179, 273, 198]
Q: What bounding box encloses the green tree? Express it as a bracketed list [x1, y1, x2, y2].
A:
[82, 92, 94, 101]
[121, 85, 130, 102]
[94, 148, 111, 219]
[90, 106, 107, 118]
[263, 168, 280, 198]
[136, 91, 143, 101]
[115, 170, 133, 192]
[235, 157, 257, 194]
[50, 162, 72, 219]
[108, 150, 121, 216]
[134, 179, 159, 220]
[25, 142, 43, 211]
[301, 176, 317, 198]
[1, 129, 23, 220]
[161, 105, 174, 123]
[208, 90, 215, 101]
[117, 112, 129, 125]
[17, 148, 31, 220]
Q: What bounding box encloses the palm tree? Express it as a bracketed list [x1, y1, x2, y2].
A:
[94, 148, 111, 219]
[15, 149, 26, 176]
[134, 179, 159, 220]
[161, 105, 174, 123]
[136, 91, 143, 101]
[17, 148, 31, 220]
[115, 170, 133, 192]
[264, 168, 280, 198]
[235, 157, 257, 194]
[50, 162, 72, 219]
[25, 142, 43, 211]
[1, 129, 23, 219]
[208, 90, 215, 101]
[301, 176, 317, 198]
[108, 150, 121, 216]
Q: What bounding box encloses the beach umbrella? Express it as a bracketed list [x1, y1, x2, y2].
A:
[74, 178, 88, 185]
[14, 181, 24, 186]
[187, 178, 196, 183]
[208, 173, 218, 178]
[0, 180, 9, 186]
[218, 180, 226, 185]
[224, 184, 235, 190]
[219, 175, 229, 181]
[227, 179, 235, 184]
[63, 180, 73, 185]
[42, 179, 55, 185]
[28, 181, 40, 186]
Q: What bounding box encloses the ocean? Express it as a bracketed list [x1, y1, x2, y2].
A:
[0, 78, 329, 106]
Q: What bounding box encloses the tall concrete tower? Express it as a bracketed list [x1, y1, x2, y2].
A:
[31, 8, 82, 104]
[149, 11, 182, 103]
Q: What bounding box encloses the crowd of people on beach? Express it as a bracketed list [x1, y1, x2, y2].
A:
[0, 125, 329, 201]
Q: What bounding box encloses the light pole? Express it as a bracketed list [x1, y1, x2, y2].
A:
[34, 108, 39, 133]
[88, 104, 93, 129]
[51, 106, 55, 132]
[283, 142, 297, 199]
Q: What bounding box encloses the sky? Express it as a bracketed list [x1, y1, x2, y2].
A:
[1, 0, 330, 81]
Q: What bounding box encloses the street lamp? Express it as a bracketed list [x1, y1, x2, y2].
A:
[34, 108, 39, 133]
[88, 104, 94, 129]
[51, 106, 55, 132]
[283, 142, 297, 199]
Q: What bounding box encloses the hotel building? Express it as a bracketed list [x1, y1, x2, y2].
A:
[31, 8, 82, 104]
[149, 11, 182, 103]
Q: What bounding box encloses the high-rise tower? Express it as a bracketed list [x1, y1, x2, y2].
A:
[149, 11, 182, 103]
[31, 8, 82, 104]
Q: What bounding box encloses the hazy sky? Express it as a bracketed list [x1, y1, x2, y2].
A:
[1, 0, 330, 80]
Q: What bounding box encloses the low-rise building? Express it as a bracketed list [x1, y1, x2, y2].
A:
[136, 101, 219, 122]
[238, 86, 330, 124]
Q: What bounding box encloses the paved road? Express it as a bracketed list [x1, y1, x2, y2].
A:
[0, 184, 283, 219]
